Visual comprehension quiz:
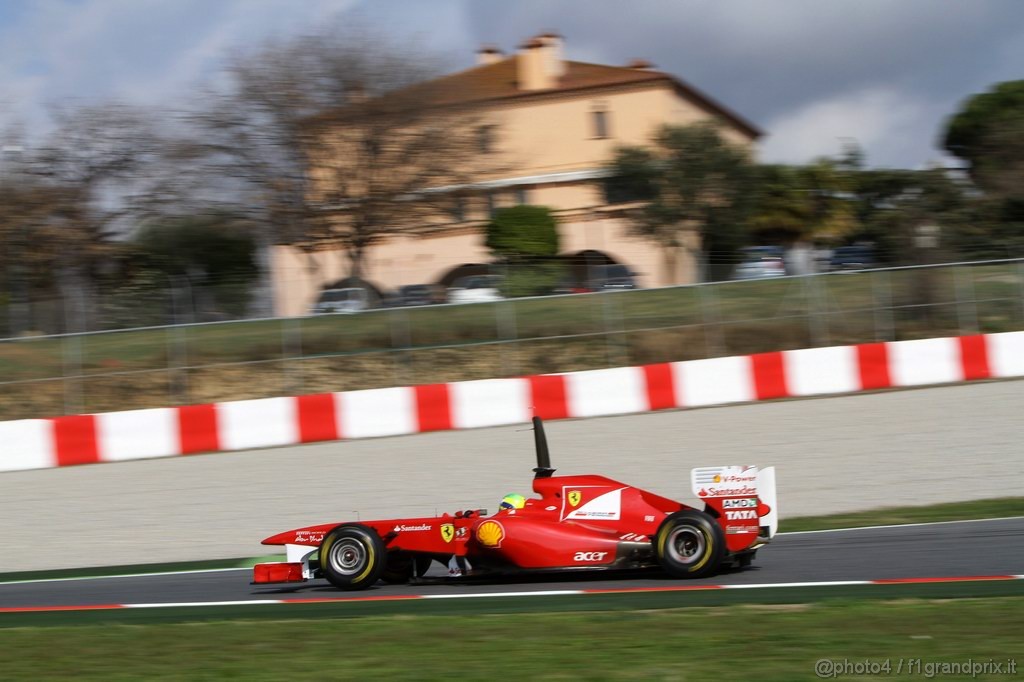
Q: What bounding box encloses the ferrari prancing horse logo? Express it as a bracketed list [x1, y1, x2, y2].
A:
[440, 523, 455, 543]
[568, 490, 582, 507]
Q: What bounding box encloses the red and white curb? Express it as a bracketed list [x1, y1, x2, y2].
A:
[3, 331, 1024, 472]
[2, 575, 1022, 614]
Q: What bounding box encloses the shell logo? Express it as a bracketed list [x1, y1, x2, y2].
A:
[476, 520, 505, 548]
[713, 474, 722, 483]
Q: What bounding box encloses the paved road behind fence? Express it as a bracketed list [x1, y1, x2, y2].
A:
[1, 379, 1021, 572]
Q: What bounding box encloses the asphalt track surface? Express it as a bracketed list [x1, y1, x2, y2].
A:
[2, 518, 1021, 609]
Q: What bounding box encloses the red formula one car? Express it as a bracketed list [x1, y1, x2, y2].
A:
[254, 418, 778, 590]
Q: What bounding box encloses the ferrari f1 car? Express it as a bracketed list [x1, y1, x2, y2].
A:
[254, 418, 778, 590]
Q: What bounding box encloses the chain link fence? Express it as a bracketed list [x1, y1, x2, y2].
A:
[2, 259, 1023, 421]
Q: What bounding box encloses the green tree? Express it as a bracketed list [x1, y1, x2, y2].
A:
[134, 213, 258, 318]
[942, 80, 1024, 260]
[485, 205, 562, 297]
[748, 156, 858, 245]
[602, 122, 754, 282]
[943, 80, 1024, 193]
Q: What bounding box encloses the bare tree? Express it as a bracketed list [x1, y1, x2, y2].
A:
[187, 25, 453, 314]
[22, 103, 168, 330]
[302, 85, 504, 281]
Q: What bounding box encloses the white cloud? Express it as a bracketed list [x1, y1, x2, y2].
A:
[759, 87, 942, 167]
[0, 0, 362, 137]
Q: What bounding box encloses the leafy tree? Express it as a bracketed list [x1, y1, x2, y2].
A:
[845, 167, 968, 265]
[485, 205, 562, 297]
[133, 214, 258, 318]
[943, 80, 1024, 192]
[602, 122, 754, 281]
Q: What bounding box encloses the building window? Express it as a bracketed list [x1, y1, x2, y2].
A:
[591, 109, 610, 139]
[478, 125, 495, 154]
[514, 187, 528, 205]
[450, 195, 466, 223]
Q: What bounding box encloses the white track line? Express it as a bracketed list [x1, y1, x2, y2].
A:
[723, 580, 870, 589]
[422, 590, 582, 599]
[124, 600, 281, 609]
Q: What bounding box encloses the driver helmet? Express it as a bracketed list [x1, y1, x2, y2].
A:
[499, 493, 526, 511]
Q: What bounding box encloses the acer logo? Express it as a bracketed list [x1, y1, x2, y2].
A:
[725, 510, 757, 520]
[573, 551, 608, 562]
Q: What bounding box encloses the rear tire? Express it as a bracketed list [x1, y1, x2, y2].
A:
[319, 525, 386, 590]
[655, 510, 725, 579]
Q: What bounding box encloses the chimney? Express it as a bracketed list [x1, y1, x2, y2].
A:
[476, 45, 503, 66]
[536, 32, 565, 79]
[516, 37, 550, 91]
[626, 58, 655, 70]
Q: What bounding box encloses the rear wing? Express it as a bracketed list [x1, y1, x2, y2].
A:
[690, 466, 779, 540]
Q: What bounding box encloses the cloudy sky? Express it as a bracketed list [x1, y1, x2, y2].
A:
[2, 0, 1023, 168]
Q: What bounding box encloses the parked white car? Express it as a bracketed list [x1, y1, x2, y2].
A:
[309, 288, 369, 314]
[447, 275, 504, 304]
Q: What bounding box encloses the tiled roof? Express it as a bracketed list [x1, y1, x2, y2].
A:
[393, 57, 762, 138]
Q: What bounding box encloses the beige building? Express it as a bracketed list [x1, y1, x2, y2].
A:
[272, 32, 761, 316]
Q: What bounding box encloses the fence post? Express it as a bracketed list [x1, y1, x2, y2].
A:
[804, 274, 830, 347]
[1019, 261, 1024, 325]
[390, 307, 412, 386]
[496, 299, 519, 377]
[600, 291, 628, 367]
[871, 270, 895, 342]
[60, 288, 85, 415]
[281, 316, 303, 395]
[953, 265, 979, 335]
[697, 282, 724, 358]
[61, 333, 83, 415]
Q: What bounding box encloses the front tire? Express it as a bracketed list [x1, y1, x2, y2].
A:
[655, 510, 725, 579]
[319, 525, 386, 590]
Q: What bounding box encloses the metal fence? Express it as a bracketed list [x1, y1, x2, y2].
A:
[2, 259, 1023, 421]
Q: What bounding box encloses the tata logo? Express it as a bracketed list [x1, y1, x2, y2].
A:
[440, 523, 455, 544]
[725, 510, 757, 520]
[573, 551, 608, 562]
[568, 490, 582, 507]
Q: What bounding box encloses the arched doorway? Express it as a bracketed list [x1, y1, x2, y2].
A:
[435, 263, 495, 288]
[561, 250, 635, 290]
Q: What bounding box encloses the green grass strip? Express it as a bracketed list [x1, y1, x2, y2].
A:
[1, 594, 1021, 680]
[782, 496, 1024, 532]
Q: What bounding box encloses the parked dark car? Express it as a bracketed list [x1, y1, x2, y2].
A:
[829, 245, 876, 272]
[592, 264, 638, 290]
[398, 284, 436, 307]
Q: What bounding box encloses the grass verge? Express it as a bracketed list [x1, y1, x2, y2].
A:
[0, 596, 1021, 680]
[4, 262, 1023, 419]
[782, 497, 1024, 533]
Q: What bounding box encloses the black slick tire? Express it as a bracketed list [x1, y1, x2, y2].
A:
[655, 510, 726, 579]
[319, 524, 386, 590]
